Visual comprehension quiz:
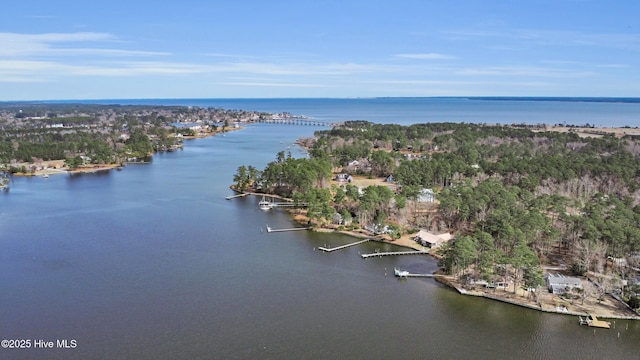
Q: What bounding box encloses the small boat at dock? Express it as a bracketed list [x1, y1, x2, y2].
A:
[578, 313, 611, 329]
[258, 196, 273, 210]
[394, 268, 409, 278]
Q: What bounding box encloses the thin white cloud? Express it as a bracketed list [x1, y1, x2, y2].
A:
[597, 64, 629, 69]
[0, 59, 209, 82]
[211, 61, 391, 76]
[68, 62, 208, 76]
[444, 28, 640, 49]
[0, 56, 395, 82]
[220, 82, 325, 88]
[455, 65, 594, 78]
[206, 53, 261, 59]
[541, 60, 631, 70]
[0, 32, 167, 57]
[0, 60, 56, 82]
[395, 53, 455, 60]
[50, 48, 171, 57]
[376, 79, 550, 87]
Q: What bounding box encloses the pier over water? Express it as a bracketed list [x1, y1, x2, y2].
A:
[361, 250, 430, 259]
[318, 239, 370, 252]
[266, 225, 311, 233]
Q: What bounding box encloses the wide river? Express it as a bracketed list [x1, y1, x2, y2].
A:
[2, 98, 640, 359]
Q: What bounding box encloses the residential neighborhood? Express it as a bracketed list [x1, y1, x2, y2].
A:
[0, 103, 292, 176]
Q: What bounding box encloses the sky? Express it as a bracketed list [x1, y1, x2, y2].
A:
[1, 0, 639, 100]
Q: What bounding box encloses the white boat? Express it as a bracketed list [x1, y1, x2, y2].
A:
[394, 268, 409, 278]
[259, 196, 273, 210]
[578, 313, 611, 329]
[42, 174, 49, 178]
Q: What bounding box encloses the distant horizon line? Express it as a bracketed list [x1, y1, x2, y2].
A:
[1, 96, 640, 104]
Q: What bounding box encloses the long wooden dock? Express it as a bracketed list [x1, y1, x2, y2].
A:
[223, 191, 308, 207]
[268, 201, 308, 208]
[266, 225, 312, 233]
[225, 193, 249, 200]
[399, 273, 443, 278]
[318, 239, 370, 252]
[361, 250, 430, 259]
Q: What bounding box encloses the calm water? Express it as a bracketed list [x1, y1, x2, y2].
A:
[76, 97, 640, 127]
[2, 100, 640, 359]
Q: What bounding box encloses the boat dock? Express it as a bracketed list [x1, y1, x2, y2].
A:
[258, 196, 308, 209]
[394, 268, 443, 278]
[225, 193, 249, 200]
[268, 201, 308, 208]
[361, 250, 430, 259]
[266, 225, 312, 233]
[579, 314, 612, 329]
[402, 273, 442, 278]
[223, 192, 308, 207]
[318, 239, 370, 252]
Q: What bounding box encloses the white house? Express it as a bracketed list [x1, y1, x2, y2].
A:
[334, 173, 353, 183]
[417, 188, 436, 203]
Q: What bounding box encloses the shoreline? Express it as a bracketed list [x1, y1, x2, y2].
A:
[434, 276, 640, 321]
[9, 163, 122, 177]
[3, 124, 242, 179]
[331, 223, 639, 320]
[182, 125, 243, 140]
[330, 224, 639, 320]
[231, 188, 640, 321]
[67, 164, 122, 174]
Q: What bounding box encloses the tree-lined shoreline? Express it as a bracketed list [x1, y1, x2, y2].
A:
[0, 103, 283, 183]
[234, 120, 640, 318]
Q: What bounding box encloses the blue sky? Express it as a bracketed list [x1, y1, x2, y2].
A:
[1, 0, 639, 100]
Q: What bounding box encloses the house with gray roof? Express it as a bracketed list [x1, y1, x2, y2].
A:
[545, 273, 582, 295]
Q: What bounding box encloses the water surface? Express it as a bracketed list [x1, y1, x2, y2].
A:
[2, 108, 640, 359]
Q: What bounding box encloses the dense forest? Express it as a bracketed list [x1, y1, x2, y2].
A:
[235, 121, 640, 307]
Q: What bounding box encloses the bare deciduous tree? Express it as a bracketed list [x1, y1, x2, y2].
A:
[574, 239, 608, 274]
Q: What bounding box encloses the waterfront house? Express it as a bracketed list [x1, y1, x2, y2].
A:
[334, 173, 353, 183]
[332, 212, 343, 225]
[364, 224, 389, 235]
[414, 230, 453, 248]
[417, 188, 436, 203]
[545, 273, 582, 295]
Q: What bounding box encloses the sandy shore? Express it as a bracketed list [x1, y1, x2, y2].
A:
[8, 160, 122, 177]
[66, 164, 122, 174]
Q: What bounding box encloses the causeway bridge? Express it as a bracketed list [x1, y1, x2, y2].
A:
[253, 118, 332, 127]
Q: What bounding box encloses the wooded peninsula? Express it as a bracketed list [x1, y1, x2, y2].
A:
[3, 101, 639, 317]
[233, 120, 640, 316]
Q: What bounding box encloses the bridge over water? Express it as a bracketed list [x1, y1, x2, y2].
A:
[254, 118, 332, 127]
